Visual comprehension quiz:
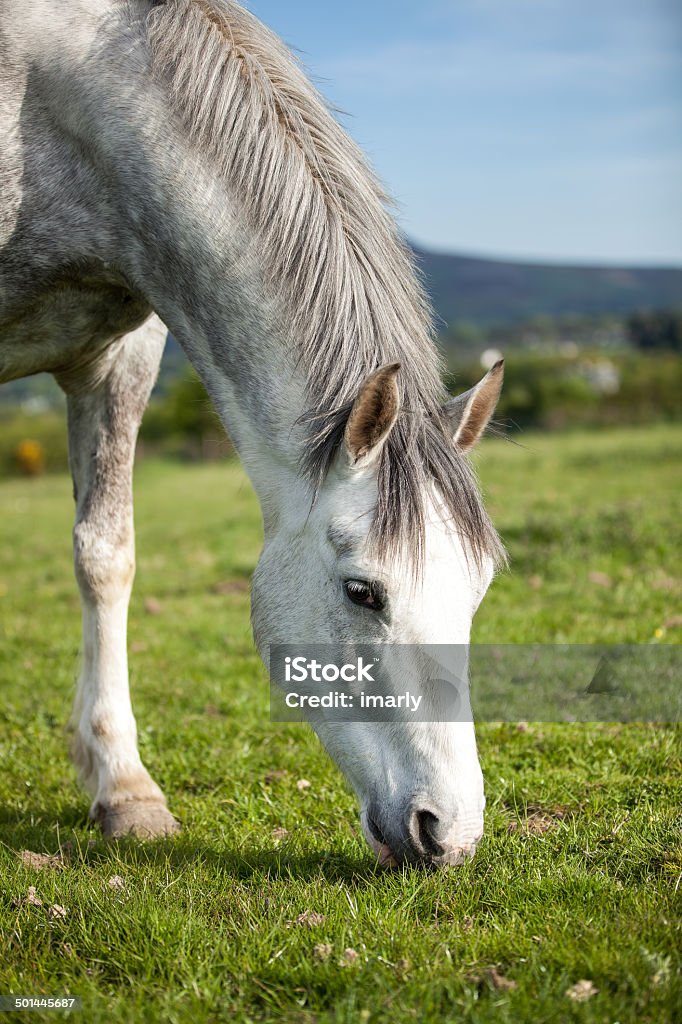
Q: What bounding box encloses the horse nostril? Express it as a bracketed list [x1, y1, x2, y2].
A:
[412, 809, 444, 859]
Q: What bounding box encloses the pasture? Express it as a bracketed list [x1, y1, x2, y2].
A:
[0, 423, 680, 1022]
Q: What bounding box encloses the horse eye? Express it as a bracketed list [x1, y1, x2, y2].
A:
[344, 579, 386, 611]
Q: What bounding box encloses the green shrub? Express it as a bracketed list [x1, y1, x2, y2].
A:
[446, 350, 682, 430]
[140, 370, 234, 459]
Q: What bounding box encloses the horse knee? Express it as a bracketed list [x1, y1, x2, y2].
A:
[73, 520, 135, 599]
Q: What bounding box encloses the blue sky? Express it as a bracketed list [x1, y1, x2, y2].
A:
[245, 0, 682, 266]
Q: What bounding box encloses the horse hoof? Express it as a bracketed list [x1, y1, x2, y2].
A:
[95, 800, 181, 839]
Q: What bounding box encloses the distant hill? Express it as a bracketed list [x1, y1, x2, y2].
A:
[412, 245, 682, 328]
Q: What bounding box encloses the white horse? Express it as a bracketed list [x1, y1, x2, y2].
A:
[0, 0, 505, 866]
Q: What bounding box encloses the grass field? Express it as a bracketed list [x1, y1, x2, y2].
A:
[0, 424, 680, 1022]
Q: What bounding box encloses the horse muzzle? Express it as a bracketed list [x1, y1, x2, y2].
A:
[361, 802, 483, 868]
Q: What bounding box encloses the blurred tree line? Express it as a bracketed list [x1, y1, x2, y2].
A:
[443, 312, 628, 354]
[0, 369, 232, 477]
[139, 370, 232, 459]
[1, 309, 680, 476]
[444, 308, 682, 356]
[444, 349, 681, 431]
[626, 310, 682, 352]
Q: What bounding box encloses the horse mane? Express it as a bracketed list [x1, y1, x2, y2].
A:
[146, 0, 504, 570]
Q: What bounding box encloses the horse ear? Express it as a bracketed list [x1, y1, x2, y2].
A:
[344, 362, 401, 467]
[444, 359, 504, 451]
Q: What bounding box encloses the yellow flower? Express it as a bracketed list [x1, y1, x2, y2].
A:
[15, 439, 45, 476]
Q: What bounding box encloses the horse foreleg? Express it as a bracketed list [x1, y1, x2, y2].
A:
[59, 315, 179, 838]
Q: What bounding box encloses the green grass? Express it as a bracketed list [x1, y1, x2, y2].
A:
[0, 424, 680, 1023]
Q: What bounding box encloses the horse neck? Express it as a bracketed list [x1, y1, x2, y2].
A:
[137, 154, 304, 444]
[73, 31, 311, 512]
